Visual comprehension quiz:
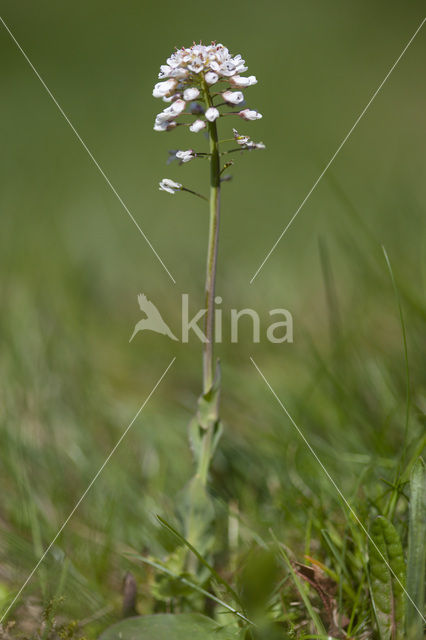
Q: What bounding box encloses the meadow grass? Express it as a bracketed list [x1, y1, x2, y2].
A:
[1, 193, 424, 637]
[0, 2, 425, 637]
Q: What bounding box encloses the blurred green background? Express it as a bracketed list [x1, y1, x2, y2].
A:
[0, 0, 425, 633]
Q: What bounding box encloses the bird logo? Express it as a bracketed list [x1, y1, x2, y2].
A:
[129, 294, 179, 342]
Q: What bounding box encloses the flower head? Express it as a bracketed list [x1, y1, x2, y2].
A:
[152, 42, 260, 133]
[159, 43, 247, 81]
[159, 178, 182, 194]
[153, 43, 264, 197]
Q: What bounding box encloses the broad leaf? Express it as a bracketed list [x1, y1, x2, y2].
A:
[369, 516, 405, 640]
[99, 613, 235, 640]
[406, 457, 425, 639]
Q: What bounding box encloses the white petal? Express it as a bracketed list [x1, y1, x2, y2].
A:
[159, 178, 182, 194]
[205, 107, 220, 122]
[183, 87, 200, 101]
[189, 119, 207, 132]
[205, 71, 219, 84]
[230, 75, 257, 87]
[152, 79, 177, 98]
[222, 90, 244, 104]
[239, 109, 262, 121]
[176, 150, 195, 163]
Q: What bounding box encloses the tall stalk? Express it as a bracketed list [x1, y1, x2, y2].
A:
[153, 44, 264, 493]
[197, 78, 221, 485]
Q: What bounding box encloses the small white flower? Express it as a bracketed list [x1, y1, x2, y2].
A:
[230, 75, 257, 88]
[205, 107, 220, 122]
[155, 44, 253, 86]
[159, 178, 182, 194]
[153, 79, 178, 98]
[232, 128, 265, 150]
[158, 65, 171, 78]
[156, 98, 186, 124]
[189, 119, 207, 133]
[154, 120, 177, 132]
[168, 98, 186, 116]
[246, 141, 266, 149]
[183, 87, 200, 101]
[162, 93, 181, 103]
[176, 149, 195, 163]
[232, 128, 250, 145]
[239, 108, 262, 120]
[222, 90, 244, 105]
[205, 71, 219, 84]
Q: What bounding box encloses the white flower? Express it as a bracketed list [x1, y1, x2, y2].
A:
[153, 79, 178, 98]
[154, 43, 249, 81]
[205, 107, 220, 122]
[154, 120, 177, 132]
[239, 108, 262, 120]
[168, 98, 186, 116]
[158, 65, 188, 80]
[153, 44, 262, 138]
[246, 141, 266, 149]
[233, 128, 250, 145]
[155, 98, 186, 125]
[232, 128, 265, 150]
[222, 90, 244, 105]
[189, 119, 207, 133]
[162, 93, 180, 103]
[176, 149, 195, 163]
[183, 87, 200, 101]
[230, 75, 257, 87]
[159, 178, 182, 194]
[205, 71, 219, 84]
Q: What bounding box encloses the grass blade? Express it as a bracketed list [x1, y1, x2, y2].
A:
[406, 458, 425, 639]
[270, 531, 327, 638]
[156, 514, 242, 607]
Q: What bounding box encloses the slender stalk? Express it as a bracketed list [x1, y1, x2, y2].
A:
[202, 79, 221, 394]
[196, 78, 221, 485]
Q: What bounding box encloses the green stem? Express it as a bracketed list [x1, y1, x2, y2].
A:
[197, 78, 221, 486]
[202, 80, 221, 395]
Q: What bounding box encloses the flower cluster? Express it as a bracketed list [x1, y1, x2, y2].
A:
[153, 42, 265, 195]
[152, 42, 261, 133]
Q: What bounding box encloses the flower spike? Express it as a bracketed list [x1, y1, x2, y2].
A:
[153, 42, 264, 191]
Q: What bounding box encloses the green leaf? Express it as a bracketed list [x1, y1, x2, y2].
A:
[189, 363, 222, 466]
[369, 516, 406, 640]
[99, 613, 235, 640]
[132, 555, 252, 625]
[406, 458, 425, 639]
[157, 515, 242, 607]
[177, 475, 215, 556]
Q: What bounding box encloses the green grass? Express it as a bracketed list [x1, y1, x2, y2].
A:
[0, 1, 425, 638]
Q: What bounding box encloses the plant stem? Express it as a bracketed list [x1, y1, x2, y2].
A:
[196, 79, 221, 486]
[202, 81, 221, 395]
